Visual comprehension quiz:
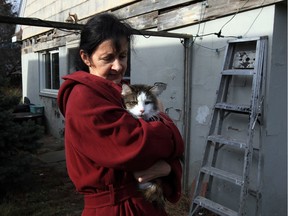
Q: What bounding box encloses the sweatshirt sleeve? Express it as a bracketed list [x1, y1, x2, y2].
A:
[162, 158, 183, 203]
[156, 113, 184, 203]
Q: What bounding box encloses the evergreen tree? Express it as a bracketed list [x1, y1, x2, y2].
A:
[0, 0, 21, 150]
[0, 0, 21, 80]
[0, 0, 45, 198]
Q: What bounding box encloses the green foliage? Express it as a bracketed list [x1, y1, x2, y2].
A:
[0, 87, 22, 149]
[17, 120, 45, 152]
[0, 75, 44, 200]
[0, 0, 44, 201]
[0, 0, 21, 80]
[0, 105, 45, 198]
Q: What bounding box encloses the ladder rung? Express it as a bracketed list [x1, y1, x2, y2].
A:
[215, 102, 251, 114]
[208, 135, 247, 149]
[194, 196, 238, 216]
[201, 166, 244, 186]
[222, 69, 254, 75]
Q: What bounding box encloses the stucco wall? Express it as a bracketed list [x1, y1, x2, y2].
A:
[168, 4, 286, 215]
[131, 36, 185, 132]
[21, 52, 40, 105]
[261, 4, 287, 216]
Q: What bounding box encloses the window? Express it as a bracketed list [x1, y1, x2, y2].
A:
[40, 50, 60, 94]
[67, 47, 78, 74]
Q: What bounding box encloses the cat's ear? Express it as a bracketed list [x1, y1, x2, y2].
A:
[121, 84, 132, 96]
[150, 82, 167, 96]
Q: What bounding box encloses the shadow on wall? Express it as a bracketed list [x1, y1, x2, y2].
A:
[24, 56, 65, 138]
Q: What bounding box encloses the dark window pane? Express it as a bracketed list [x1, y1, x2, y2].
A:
[51, 53, 59, 89]
[44, 53, 51, 89]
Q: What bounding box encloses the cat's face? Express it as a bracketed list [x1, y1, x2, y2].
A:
[121, 83, 166, 121]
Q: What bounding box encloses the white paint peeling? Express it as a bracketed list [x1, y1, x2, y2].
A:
[196, 105, 210, 124]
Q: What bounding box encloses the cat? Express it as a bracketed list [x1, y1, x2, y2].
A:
[121, 82, 167, 208]
[121, 82, 166, 121]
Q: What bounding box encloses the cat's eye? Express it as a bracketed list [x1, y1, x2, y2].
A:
[145, 101, 152, 105]
[127, 101, 137, 106]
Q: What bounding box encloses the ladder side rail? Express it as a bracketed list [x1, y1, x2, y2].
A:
[190, 84, 224, 215]
[253, 38, 266, 118]
[255, 124, 264, 216]
[210, 74, 231, 134]
[207, 108, 227, 199]
[203, 76, 232, 199]
[223, 41, 235, 70]
[239, 77, 260, 215]
[239, 140, 254, 215]
[212, 109, 226, 166]
[255, 37, 267, 216]
[195, 141, 214, 194]
[239, 37, 267, 215]
[190, 141, 216, 214]
[251, 38, 267, 116]
[222, 76, 232, 103]
[191, 76, 226, 209]
[190, 171, 206, 215]
[249, 38, 266, 131]
[191, 40, 239, 215]
[206, 141, 221, 198]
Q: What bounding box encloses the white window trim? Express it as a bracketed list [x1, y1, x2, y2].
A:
[39, 50, 60, 97]
[66, 40, 80, 75]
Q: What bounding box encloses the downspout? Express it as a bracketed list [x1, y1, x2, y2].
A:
[183, 37, 193, 192]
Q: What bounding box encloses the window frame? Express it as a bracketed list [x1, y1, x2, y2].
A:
[39, 49, 60, 96]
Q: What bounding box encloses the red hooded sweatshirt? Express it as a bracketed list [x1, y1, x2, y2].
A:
[57, 71, 184, 216]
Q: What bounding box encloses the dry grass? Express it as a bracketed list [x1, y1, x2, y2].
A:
[166, 193, 191, 215]
[0, 164, 83, 216]
[0, 161, 192, 216]
[0, 135, 194, 216]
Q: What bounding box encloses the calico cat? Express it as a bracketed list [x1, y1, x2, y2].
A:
[121, 82, 166, 121]
[121, 82, 167, 208]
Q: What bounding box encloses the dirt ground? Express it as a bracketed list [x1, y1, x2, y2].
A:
[1, 135, 192, 216]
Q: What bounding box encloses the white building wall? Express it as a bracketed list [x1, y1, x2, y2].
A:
[131, 36, 185, 132]
[176, 4, 275, 186]
[166, 5, 285, 215]
[22, 52, 41, 104]
[261, 4, 287, 216]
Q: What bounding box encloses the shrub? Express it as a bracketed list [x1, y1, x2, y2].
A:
[0, 77, 44, 199]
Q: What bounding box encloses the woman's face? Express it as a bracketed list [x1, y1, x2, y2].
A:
[80, 38, 128, 84]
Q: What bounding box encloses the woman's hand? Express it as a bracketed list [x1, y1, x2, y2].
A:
[133, 160, 171, 183]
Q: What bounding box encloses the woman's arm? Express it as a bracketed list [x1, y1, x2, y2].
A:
[133, 160, 171, 183]
[133, 158, 183, 203]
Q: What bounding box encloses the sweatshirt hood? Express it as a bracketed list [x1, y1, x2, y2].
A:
[57, 71, 122, 117]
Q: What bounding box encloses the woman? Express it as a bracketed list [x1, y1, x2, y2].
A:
[57, 13, 184, 216]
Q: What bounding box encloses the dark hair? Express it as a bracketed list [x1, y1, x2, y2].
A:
[76, 13, 134, 72]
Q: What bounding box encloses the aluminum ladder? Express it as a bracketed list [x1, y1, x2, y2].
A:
[189, 36, 267, 216]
